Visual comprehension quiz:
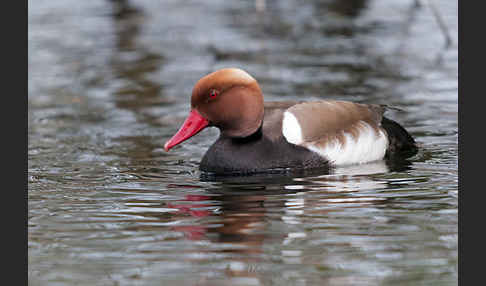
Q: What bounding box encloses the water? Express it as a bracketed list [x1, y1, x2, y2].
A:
[28, 0, 458, 285]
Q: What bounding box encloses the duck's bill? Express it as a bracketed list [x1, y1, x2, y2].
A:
[164, 109, 209, 151]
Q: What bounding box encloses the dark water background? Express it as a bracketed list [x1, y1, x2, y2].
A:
[28, 0, 457, 285]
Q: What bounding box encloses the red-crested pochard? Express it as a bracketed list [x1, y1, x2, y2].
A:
[164, 68, 417, 174]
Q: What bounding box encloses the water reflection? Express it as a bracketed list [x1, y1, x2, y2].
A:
[109, 0, 165, 114]
[327, 0, 367, 17]
[104, 0, 171, 177]
[156, 163, 396, 284]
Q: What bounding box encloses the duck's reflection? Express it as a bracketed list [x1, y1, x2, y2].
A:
[165, 159, 407, 282]
[166, 192, 268, 282]
[169, 192, 268, 246]
[169, 158, 409, 241]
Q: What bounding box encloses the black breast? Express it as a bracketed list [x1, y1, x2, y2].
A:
[199, 128, 329, 175]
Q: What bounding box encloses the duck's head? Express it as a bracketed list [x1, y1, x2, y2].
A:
[164, 68, 264, 151]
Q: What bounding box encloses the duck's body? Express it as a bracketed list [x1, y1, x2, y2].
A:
[164, 68, 417, 175]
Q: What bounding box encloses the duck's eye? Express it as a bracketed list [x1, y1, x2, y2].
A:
[209, 89, 219, 99]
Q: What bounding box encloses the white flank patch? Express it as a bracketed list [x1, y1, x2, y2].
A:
[282, 111, 303, 144]
[306, 121, 389, 166]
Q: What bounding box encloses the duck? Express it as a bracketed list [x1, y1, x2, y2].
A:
[164, 68, 417, 175]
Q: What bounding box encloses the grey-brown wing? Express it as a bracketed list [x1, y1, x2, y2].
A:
[284, 100, 386, 144]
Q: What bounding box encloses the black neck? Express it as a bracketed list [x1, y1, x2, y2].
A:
[229, 125, 263, 144]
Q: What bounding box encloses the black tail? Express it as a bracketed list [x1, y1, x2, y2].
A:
[381, 116, 418, 159]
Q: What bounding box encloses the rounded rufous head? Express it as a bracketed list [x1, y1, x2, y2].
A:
[164, 68, 264, 151]
[190, 68, 264, 137]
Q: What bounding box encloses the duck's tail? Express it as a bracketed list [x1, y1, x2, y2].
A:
[381, 116, 418, 159]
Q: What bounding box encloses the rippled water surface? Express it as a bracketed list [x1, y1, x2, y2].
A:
[28, 0, 458, 285]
